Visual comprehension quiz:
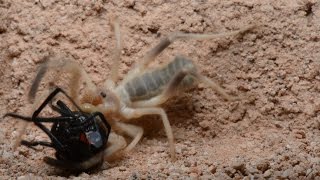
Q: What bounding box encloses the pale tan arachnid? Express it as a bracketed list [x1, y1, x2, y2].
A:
[28, 17, 256, 161]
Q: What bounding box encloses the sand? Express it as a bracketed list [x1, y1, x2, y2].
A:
[0, 0, 320, 179]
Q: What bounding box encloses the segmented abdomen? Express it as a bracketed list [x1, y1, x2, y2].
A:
[124, 56, 196, 101]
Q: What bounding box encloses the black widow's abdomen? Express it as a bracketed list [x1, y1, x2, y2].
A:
[51, 112, 108, 162]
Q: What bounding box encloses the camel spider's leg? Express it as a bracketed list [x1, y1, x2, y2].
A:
[113, 121, 144, 152]
[104, 132, 127, 159]
[28, 57, 97, 104]
[13, 121, 28, 149]
[98, 16, 123, 95]
[120, 107, 175, 161]
[124, 25, 256, 81]
[196, 74, 239, 101]
[110, 16, 122, 83]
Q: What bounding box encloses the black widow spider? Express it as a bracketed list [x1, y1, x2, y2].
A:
[4, 87, 111, 171]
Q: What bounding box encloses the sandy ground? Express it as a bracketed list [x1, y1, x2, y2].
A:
[1, 0, 320, 179]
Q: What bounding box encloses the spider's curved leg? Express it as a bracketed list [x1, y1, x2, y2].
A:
[112, 121, 143, 152]
[104, 132, 127, 160]
[118, 106, 175, 161]
[28, 56, 97, 105]
[110, 15, 122, 83]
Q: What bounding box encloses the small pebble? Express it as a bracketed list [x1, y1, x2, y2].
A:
[231, 158, 246, 174]
[263, 169, 272, 178]
[119, 166, 127, 171]
[256, 160, 270, 172]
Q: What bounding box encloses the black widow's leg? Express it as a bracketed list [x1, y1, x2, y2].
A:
[21, 140, 53, 148]
[30, 87, 83, 150]
[4, 113, 73, 150]
[46, 92, 74, 115]
[4, 114, 73, 149]
[30, 87, 72, 152]
[4, 113, 73, 123]
[31, 86, 81, 120]
[4, 87, 83, 151]
[49, 100, 73, 117]
[49, 101, 62, 113]
[30, 86, 90, 151]
[37, 86, 82, 115]
[52, 87, 82, 111]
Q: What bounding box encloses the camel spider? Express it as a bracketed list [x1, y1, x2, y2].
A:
[27, 18, 256, 161]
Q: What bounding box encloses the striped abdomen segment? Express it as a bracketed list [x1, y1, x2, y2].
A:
[124, 56, 196, 101]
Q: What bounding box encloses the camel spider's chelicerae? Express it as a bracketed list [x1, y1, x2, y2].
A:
[27, 18, 256, 161]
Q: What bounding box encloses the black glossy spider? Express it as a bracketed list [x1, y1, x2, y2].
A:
[4, 87, 111, 171]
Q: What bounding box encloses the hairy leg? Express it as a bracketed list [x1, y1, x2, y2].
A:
[197, 74, 239, 101]
[28, 56, 97, 104]
[104, 132, 127, 159]
[110, 16, 122, 83]
[120, 107, 175, 161]
[113, 121, 144, 152]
